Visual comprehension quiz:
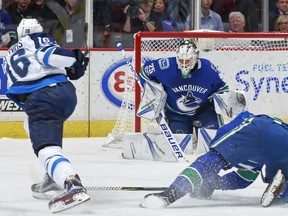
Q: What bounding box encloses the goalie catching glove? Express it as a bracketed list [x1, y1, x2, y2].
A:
[66, 49, 89, 80]
[137, 81, 167, 121]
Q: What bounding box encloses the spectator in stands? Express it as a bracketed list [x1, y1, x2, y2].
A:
[45, 0, 86, 48]
[274, 14, 288, 32]
[227, 11, 245, 32]
[165, 0, 189, 31]
[0, 0, 17, 47]
[153, 0, 181, 31]
[32, 0, 59, 36]
[234, 0, 260, 32]
[269, 0, 288, 31]
[0, 0, 12, 28]
[6, 0, 35, 29]
[2, 0, 12, 10]
[122, 0, 162, 33]
[210, 0, 235, 23]
[184, 0, 224, 31]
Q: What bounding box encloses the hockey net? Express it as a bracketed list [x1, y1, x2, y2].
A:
[106, 31, 288, 147]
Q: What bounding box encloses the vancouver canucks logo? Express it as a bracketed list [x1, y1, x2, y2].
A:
[177, 91, 202, 112]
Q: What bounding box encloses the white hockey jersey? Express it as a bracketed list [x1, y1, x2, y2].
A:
[3, 32, 77, 106]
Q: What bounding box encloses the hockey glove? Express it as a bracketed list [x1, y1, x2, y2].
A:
[66, 49, 89, 80]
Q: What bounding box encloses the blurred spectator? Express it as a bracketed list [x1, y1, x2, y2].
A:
[0, 0, 16, 47]
[93, 0, 129, 48]
[211, 0, 260, 32]
[2, 0, 13, 10]
[93, 0, 111, 47]
[153, 0, 181, 31]
[165, 0, 189, 30]
[6, 0, 35, 29]
[45, 0, 86, 48]
[227, 11, 245, 32]
[0, 0, 12, 28]
[234, 0, 260, 32]
[211, 0, 235, 23]
[274, 14, 288, 32]
[184, 0, 224, 31]
[122, 0, 162, 33]
[269, 0, 288, 31]
[32, 0, 59, 36]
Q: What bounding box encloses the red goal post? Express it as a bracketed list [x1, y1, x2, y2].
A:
[107, 31, 288, 146]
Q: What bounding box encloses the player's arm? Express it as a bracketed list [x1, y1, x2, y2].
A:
[36, 45, 88, 80]
[138, 59, 167, 120]
[36, 44, 76, 68]
[139, 60, 159, 86]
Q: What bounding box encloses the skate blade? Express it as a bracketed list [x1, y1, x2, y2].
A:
[261, 170, 284, 207]
[49, 191, 90, 213]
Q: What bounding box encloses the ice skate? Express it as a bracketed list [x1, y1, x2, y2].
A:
[31, 173, 64, 200]
[261, 169, 286, 207]
[140, 188, 180, 209]
[48, 174, 90, 213]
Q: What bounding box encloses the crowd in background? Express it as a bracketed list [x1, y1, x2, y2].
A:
[1, 0, 288, 49]
[93, 0, 288, 48]
[0, 0, 86, 48]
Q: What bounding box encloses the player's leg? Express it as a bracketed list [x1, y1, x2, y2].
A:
[25, 82, 90, 212]
[260, 122, 288, 207]
[140, 150, 225, 208]
[164, 109, 194, 134]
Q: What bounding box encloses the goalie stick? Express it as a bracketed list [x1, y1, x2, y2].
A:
[117, 43, 187, 162]
[86, 186, 168, 191]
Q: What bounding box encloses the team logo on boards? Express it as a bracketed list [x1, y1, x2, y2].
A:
[102, 58, 134, 107]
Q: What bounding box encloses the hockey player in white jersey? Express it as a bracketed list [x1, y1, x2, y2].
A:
[3, 18, 89, 213]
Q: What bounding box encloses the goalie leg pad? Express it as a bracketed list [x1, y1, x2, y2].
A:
[122, 133, 193, 162]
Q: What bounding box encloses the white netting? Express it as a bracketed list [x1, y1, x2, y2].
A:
[106, 31, 288, 148]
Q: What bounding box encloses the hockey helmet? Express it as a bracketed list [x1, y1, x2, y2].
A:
[17, 18, 43, 39]
[176, 40, 199, 78]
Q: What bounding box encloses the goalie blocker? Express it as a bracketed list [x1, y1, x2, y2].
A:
[137, 81, 167, 121]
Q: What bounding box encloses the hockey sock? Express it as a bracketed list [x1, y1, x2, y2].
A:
[38, 146, 77, 188]
[170, 151, 224, 197]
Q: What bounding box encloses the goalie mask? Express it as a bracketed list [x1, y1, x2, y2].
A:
[17, 18, 43, 39]
[213, 91, 248, 118]
[176, 40, 199, 78]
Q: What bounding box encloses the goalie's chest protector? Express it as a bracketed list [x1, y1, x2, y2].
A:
[152, 57, 226, 113]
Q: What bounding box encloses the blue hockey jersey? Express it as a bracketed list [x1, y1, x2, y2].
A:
[140, 57, 229, 117]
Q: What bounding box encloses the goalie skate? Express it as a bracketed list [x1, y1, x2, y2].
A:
[261, 169, 286, 207]
[31, 173, 64, 200]
[48, 175, 90, 213]
[140, 188, 180, 209]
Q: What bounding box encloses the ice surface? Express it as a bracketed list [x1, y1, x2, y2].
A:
[0, 137, 287, 216]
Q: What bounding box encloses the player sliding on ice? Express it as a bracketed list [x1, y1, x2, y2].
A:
[3, 18, 89, 213]
[141, 91, 288, 208]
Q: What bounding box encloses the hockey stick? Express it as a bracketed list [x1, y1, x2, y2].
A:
[86, 186, 168, 191]
[117, 43, 187, 162]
